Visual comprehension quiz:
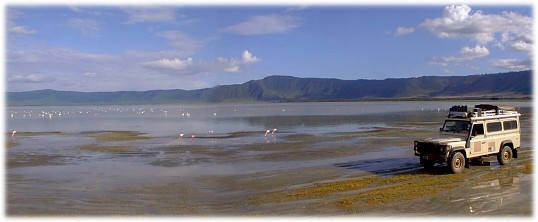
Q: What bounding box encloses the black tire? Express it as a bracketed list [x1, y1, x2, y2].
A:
[448, 152, 465, 174]
[420, 157, 435, 169]
[497, 145, 513, 165]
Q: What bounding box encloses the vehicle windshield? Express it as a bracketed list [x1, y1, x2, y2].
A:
[441, 120, 470, 134]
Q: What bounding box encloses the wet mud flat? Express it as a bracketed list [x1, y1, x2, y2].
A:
[6, 111, 533, 216]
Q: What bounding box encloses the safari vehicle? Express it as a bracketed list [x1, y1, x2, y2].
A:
[414, 104, 521, 174]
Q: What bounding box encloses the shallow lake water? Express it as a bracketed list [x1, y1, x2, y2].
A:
[10, 101, 522, 136]
[5, 101, 533, 216]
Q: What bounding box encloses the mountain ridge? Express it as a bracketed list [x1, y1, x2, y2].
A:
[7, 70, 532, 105]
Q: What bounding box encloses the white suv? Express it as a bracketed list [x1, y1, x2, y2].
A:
[414, 104, 521, 173]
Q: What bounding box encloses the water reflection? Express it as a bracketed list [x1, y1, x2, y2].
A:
[451, 175, 524, 215]
[6, 101, 532, 215]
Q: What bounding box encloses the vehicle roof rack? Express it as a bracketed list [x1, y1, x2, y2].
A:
[475, 104, 516, 111]
[447, 105, 470, 118]
[448, 104, 519, 119]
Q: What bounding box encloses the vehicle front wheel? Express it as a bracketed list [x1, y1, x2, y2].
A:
[497, 145, 513, 165]
[420, 157, 435, 169]
[448, 152, 465, 174]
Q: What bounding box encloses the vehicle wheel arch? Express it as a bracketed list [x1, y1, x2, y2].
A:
[450, 147, 467, 158]
[500, 140, 517, 159]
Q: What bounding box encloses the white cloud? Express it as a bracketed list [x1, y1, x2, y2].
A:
[460, 45, 490, 58]
[9, 25, 36, 35]
[123, 7, 176, 24]
[505, 33, 533, 52]
[422, 5, 532, 71]
[65, 18, 100, 37]
[431, 45, 490, 66]
[443, 4, 471, 21]
[7, 47, 125, 91]
[82, 72, 97, 78]
[511, 40, 533, 51]
[217, 50, 261, 72]
[492, 58, 531, 70]
[140, 50, 261, 75]
[242, 50, 261, 64]
[421, 5, 532, 45]
[430, 56, 461, 66]
[394, 26, 415, 36]
[221, 14, 299, 35]
[217, 57, 241, 73]
[142, 58, 194, 71]
[8, 47, 261, 82]
[7, 74, 48, 83]
[7, 8, 37, 35]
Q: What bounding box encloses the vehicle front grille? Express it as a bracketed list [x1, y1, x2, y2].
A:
[415, 142, 444, 155]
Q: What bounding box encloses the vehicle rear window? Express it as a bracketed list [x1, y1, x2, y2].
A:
[503, 120, 518, 130]
[486, 122, 502, 132]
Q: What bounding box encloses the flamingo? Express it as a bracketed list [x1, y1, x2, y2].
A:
[178, 133, 184, 142]
[11, 130, 16, 138]
[190, 135, 195, 143]
[264, 129, 271, 137]
[272, 128, 277, 135]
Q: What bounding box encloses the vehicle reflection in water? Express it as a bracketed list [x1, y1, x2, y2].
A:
[450, 175, 525, 215]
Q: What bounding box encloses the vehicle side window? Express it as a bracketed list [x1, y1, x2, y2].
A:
[503, 120, 518, 130]
[486, 122, 502, 132]
[471, 124, 484, 136]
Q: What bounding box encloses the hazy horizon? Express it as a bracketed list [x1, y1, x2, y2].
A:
[5, 70, 532, 93]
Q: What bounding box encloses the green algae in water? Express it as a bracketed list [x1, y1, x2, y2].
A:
[79, 144, 134, 152]
[519, 160, 532, 174]
[84, 131, 151, 141]
[339, 173, 465, 207]
[6, 140, 19, 148]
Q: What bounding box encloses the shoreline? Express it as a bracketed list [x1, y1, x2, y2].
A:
[7, 97, 533, 107]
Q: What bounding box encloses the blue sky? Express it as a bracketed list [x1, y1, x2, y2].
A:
[5, 4, 533, 92]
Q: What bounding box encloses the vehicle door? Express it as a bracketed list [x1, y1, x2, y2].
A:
[468, 123, 486, 157]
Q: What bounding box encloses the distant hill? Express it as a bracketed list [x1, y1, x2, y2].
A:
[7, 70, 532, 105]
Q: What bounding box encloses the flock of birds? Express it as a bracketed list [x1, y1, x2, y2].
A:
[8, 107, 206, 120]
[9, 107, 281, 145]
[265, 128, 278, 137]
[177, 128, 277, 144]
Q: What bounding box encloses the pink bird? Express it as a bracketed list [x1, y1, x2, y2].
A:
[190, 135, 195, 143]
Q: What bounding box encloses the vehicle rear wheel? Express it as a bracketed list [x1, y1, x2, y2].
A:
[448, 152, 465, 174]
[497, 145, 512, 165]
[420, 156, 435, 169]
